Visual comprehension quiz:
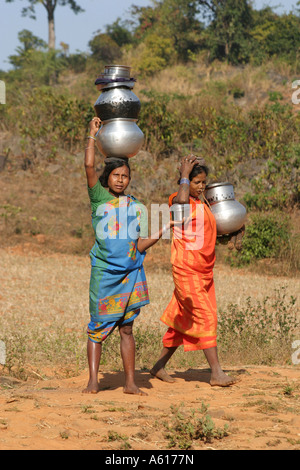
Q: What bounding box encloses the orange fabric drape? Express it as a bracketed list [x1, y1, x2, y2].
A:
[161, 193, 218, 351]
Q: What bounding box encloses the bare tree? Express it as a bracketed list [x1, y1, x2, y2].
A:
[6, 0, 84, 50]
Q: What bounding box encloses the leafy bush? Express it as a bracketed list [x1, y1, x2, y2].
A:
[139, 89, 206, 156]
[6, 29, 67, 86]
[228, 212, 291, 265]
[132, 34, 175, 77]
[250, 10, 300, 67]
[13, 87, 94, 158]
[164, 404, 229, 449]
[243, 98, 300, 209]
[66, 52, 88, 73]
[139, 90, 180, 155]
[218, 287, 299, 364]
[138, 88, 299, 211]
[88, 33, 122, 63]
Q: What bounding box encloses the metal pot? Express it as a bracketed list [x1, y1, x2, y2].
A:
[102, 64, 131, 80]
[205, 182, 235, 205]
[96, 118, 144, 159]
[95, 65, 136, 91]
[170, 204, 190, 222]
[94, 87, 141, 121]
[205, 182, 246, 235]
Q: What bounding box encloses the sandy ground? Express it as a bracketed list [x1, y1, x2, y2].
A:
[0, 365, 299, 451]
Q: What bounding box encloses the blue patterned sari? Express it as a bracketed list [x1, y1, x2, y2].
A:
[87, 181, 149, 343]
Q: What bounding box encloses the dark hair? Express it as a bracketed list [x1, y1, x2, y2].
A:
[189, 164, 209, 180]
[99, 159, 131, 187]
[177, 164, 209, 184]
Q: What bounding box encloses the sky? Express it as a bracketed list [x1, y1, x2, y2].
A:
[0, 0, 298, 71]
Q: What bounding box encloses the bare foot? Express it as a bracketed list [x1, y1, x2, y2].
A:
[210, 371, 240, 387]
[150, 368, 175, 383]
[82, 381, 100, 394]
[123, 385, 148, 396]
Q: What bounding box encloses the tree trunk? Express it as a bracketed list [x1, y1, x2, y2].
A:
[47, 6, 55, 50]
[225, 41, 229, 57]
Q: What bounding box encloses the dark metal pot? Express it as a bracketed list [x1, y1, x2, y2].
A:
[94, 87, 141, 121]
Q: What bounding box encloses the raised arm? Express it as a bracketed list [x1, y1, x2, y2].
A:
[172, 155, 197, 204]
[84, 117, 101, 188]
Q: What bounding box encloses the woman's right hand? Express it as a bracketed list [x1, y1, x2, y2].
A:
[85, 117, 101, 189]
[89, 117, 101, 137]
[179, 154, 197, 177]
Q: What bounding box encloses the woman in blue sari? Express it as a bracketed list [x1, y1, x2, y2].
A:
[83, 117, 173, 395]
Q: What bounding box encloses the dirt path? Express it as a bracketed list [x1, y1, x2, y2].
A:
[0, 364, 299, 450]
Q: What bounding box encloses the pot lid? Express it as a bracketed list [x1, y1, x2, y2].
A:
[104, 65, 131, 79]
[95, 64, 137, 88]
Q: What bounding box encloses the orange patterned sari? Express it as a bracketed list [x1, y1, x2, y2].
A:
[161, 193, 218, 351]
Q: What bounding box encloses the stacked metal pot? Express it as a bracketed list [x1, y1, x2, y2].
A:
[93, 65, 144, 159]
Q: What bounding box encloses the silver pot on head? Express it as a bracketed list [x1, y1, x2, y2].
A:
[205, 182, 246, 235]
[96, 118, 144, 159]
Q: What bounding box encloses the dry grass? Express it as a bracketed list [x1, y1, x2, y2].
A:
[0, 246, 299, 379]
[133, 59, 294, 111]
[0, 246, 298, 332]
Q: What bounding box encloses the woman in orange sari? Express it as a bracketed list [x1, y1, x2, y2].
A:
[151, 156, 239, 387]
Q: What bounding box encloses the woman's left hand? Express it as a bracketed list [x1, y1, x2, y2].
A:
[228, 225, 245, 251]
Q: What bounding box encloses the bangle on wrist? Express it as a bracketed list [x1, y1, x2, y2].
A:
[87, 135, 96, 141]
[180, 178, 190, 185]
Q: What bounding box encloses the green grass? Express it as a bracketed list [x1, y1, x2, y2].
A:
[163, 403, 229, 449]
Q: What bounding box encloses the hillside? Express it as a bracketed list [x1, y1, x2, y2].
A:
[0, 60, 299, 276]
